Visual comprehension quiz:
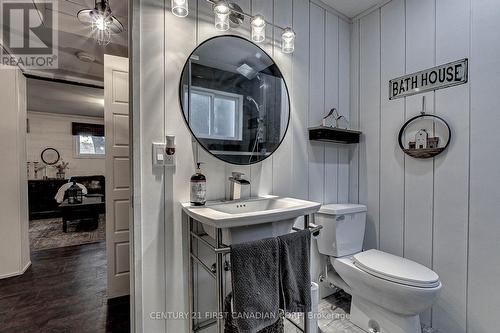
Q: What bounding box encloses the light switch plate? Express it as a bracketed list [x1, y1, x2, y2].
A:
[152, 142, 176, 167]
[152, 143, 166, 167]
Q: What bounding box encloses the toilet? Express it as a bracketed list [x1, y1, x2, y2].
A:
[315, 204, 441, 333]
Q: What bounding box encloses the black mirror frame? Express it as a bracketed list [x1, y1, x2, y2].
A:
[41, 147, 60, 165]
[178, 35, 291, 166]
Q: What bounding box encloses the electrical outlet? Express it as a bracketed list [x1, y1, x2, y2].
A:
[164, 154, 175, 166]
[152, 142, 176, 167]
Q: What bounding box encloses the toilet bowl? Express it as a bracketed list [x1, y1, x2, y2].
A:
[332, 250, 441, 333]
[315, 204, 441, 333]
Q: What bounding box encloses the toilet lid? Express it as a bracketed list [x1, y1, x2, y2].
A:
[319, 204, 367, 215]
[353, 250, 440, 288]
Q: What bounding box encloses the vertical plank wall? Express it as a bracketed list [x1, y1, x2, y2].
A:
[350, 0, 500, 332]
[468, 0, 500, 332]
[138, 1, 167, 332]
[138, 0, 350, 332]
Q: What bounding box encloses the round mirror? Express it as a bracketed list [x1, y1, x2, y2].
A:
[179, 35, 290, 165]
[41, 148, 60, 165]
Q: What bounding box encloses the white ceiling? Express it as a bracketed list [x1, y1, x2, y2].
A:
[27, 78, 104, 118]
[17, 1, 124, 118]
[17, 0, 128, 86]
[322, 0, 387, 18]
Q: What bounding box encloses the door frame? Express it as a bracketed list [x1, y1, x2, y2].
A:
[129, 0, 139, 331]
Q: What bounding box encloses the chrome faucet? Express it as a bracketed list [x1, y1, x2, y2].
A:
[228, 172, 250, 200]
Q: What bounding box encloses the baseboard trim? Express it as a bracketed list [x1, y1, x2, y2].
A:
[0, 260, 31, 280]
[21, 260, 32, 273]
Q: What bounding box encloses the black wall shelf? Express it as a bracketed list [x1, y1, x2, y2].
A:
[308, 126, 361, 144]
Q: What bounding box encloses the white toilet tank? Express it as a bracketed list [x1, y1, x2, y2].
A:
[315, 204, 367, 257]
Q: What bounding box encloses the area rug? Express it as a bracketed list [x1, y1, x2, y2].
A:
[29, 215, 105, 251]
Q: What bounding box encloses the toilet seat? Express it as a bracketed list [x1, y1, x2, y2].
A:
[353, 250, 440, 288]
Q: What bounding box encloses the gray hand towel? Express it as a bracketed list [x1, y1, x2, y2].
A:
[231, 237, 281, 333]
[278, 230, 311, 313]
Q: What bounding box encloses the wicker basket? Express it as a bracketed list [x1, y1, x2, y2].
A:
[223, 292, 284, 333]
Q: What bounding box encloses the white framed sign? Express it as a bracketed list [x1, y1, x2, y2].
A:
[389, 58, 468, 100]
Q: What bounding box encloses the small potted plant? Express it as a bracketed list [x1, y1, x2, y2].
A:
[54, 160, 69, 179]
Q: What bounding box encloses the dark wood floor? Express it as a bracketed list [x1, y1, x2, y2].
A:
[0, 242, 130, 333]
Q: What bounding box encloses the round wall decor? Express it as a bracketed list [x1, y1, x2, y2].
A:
[398, 113, 451, 159]
[41, 148, 60, 165]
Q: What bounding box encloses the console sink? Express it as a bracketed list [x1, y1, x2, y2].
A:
[182, 196, 321, 244]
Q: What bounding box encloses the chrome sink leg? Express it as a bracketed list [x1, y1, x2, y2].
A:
[216, 228, 224, 333]
[304, 214, 310, 333]
[188, 218, 194, 333]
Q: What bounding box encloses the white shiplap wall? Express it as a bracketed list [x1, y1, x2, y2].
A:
[26, 112, 105, 178]
[350, 0, 500, 332]
[136, 0, 350, 332]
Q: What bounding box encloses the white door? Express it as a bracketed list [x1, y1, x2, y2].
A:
[104, 55, 130, 298]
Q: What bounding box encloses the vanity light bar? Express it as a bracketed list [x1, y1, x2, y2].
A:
[171, 0, 295, 53]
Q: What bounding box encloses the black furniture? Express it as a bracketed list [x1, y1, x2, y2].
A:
[59, 195, 105, 232]
[28, 175, 106, 220]
[28, 179, 68, 220]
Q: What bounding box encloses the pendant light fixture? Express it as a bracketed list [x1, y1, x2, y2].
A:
[213, 1, 230, 31]
[281, 28, 295, 53]
[251, 14, 266, 43]
[172, 0, 189, 17]
[77, 0, 124, 46]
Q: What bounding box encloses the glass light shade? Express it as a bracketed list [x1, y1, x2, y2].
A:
[281, 28, 295, 53]
[77, 1, 124, 46]
[92, 16, 111, 45]
[214, 1, 230, 31]
[251, 14, 266, 43]
[172, 0, 188, 17]
[93, 27, 111, 45]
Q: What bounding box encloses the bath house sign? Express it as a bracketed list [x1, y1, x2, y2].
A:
[389, 58, 468, 99]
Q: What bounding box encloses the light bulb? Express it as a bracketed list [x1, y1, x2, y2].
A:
[92, 15, 110, 45]
[94, 17, 106, 31]
[251, 14, 266, 43]
[281, 28, 295, 53]
[172, 0, 188, 17]
[214, 1, 230, 31]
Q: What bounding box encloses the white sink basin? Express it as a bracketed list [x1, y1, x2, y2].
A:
[182, 196, 321, 244]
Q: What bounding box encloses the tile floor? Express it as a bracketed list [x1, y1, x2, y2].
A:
[284, 290, 364, 333]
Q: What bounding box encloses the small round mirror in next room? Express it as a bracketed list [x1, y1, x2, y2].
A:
[179, 35, 290, 165]
[40, 147, 60, 165]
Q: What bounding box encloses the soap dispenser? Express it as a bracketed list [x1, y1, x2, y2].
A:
[190, 162, 206, 206]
